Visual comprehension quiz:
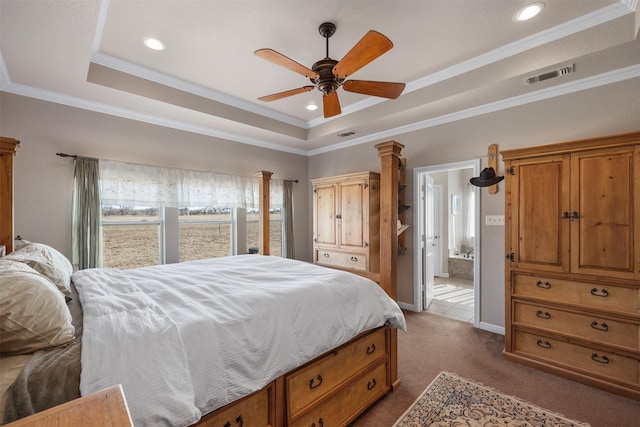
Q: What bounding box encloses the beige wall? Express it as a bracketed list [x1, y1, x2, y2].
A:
[309, 77, 640, 330]
[2, 74, 639, 332]
[0, 93, 310, 262]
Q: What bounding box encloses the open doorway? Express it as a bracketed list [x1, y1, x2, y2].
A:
[412, 159, 480, 326]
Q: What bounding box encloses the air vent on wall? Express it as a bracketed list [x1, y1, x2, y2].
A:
[525, 64, 575, 85]
[337, 130, 358, 137]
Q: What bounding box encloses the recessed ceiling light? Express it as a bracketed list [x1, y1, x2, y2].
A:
[513, 3, 544, 22]
[306, 103, 318, 111]
[143, 37, 166, 51]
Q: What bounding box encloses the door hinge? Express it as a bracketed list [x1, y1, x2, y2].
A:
[507, 166, 515, 175]
[364, 183, 369, 189]
[506, 253, 515, 262]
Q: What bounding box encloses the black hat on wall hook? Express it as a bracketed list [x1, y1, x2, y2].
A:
[470, 167, 504, 187]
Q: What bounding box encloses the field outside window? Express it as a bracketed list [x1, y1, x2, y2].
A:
[103, 205, 283, 269]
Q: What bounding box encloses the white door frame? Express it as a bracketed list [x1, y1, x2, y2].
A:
[432, 184, 443, 277]
[412, 159, 481, 327]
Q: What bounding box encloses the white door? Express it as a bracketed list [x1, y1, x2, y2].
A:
[423, 174, 435, 309]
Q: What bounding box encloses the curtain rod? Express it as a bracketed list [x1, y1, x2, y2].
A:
[56, 152, 77, 158]
[57, 152, 298, 182]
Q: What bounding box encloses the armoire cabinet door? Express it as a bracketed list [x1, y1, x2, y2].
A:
[338, 180, 368, 250]
[507, 155, 571, 273]
[313, 183, 337, 247]
[570, 146, 639, 279]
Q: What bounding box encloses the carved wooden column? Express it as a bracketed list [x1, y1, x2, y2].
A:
[375, 140, 404, 391]
[256, 171, 272, 255]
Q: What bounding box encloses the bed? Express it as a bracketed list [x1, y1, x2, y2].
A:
[0, 140, 406, 426]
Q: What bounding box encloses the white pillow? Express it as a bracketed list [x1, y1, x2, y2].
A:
[5, 242, 73, 296]
[0, 259, 75, 355]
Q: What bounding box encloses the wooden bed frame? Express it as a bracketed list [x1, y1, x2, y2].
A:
[2, 137, 403, 427]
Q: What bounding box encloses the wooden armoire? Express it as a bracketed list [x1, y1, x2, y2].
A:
[502, 131, 640, 400]
[312, 172, 380, 275]
[0, 137, 20, 255]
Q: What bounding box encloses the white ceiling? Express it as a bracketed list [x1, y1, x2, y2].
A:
[1, 1, 639, 155]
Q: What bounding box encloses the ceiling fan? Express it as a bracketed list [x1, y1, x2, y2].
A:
[255, 22, 406, 118]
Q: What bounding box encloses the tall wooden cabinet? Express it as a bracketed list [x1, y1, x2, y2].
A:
[0, 137, 20, 254]
[312, 172, 380, 274]
[502, 131, 640, 400]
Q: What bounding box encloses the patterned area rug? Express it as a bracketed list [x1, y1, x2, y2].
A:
[393, 372, 590, 427]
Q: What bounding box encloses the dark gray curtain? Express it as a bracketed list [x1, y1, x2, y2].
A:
[72, 157, 103, 269]
[282, 180, 295, 258]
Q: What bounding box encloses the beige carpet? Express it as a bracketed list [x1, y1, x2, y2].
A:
[393, 372, 590, 427]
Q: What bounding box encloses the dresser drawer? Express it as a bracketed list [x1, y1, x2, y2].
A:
[198, 385, 272, 427]
[513, 330, 640, 386]
[513, 274, 640, 315]
[286, 327, 386, 420]
[289, 362, 388, 427]
[315, 249, 367, 271]
[513, 301, 640, 351]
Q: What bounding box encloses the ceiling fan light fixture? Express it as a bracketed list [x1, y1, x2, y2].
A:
[143, 37, 166, 51]
[513, 3, 544, 22]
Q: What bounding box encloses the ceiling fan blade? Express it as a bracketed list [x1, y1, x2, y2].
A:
[332, 30, 393, 79]
[343, 80, 405, 99]
[323, 91, 341, 118]
[255, 48, 319, 79]
[258, 86, 315, 102]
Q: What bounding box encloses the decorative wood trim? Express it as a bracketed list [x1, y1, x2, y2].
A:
[488, 143, 498, 194]
[0, 137, 20, 254]
[501, 130, 640, 160]
[376, 140, 404, 390]
[256, 171, 273, 255]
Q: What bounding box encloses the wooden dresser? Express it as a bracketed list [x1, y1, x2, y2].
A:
[502, 131, 640, 400]
[312, 172, 380, 274]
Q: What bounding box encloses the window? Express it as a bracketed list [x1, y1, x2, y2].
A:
[179, 208, 232, 261]
[98, 160, 287, 268]
[102, 205, 283, 268]
[102, 206, 161, 269]
[246, 208, 282, 257]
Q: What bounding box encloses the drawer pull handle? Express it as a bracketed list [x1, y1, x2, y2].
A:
[536, 310, 550, 319]
[323, 253, 330, 258]
[590, 288, 609, 298]
[536, 281, 551, 289]
[311, 418, 324, 427]
[366, 344, 376, 354]
[536, 339, 551, 349]
[591, 321, 609, 332]
[223, 416, 243, 427]
[309, 375, 323, 390]
[351, 256, 358, 262]
[591, 353, 610, 364]
[367, 378, 377, 390]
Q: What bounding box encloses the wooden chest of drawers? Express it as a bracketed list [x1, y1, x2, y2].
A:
[502, 132, 640, 401]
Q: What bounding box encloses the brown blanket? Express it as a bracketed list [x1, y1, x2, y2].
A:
[3, 285, 83, 424]
[2, 341, 81, 423]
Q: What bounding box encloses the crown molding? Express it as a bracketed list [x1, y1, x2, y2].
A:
[1, 82, 309, 156]
[308, 65, 640, 156]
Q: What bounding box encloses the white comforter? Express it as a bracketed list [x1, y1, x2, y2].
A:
[73, 255, 406, 427]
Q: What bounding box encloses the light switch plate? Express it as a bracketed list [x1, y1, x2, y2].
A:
[486, 215, 505, 225]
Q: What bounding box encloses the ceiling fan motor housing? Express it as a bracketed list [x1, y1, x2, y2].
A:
[311, 58, 343, 94]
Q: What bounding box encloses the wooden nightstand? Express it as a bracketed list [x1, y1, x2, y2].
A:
[5, 385, 133, 427]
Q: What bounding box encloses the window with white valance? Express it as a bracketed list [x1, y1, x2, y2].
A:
[98, 160, 289, 269]
[99, 160, 283, 208]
